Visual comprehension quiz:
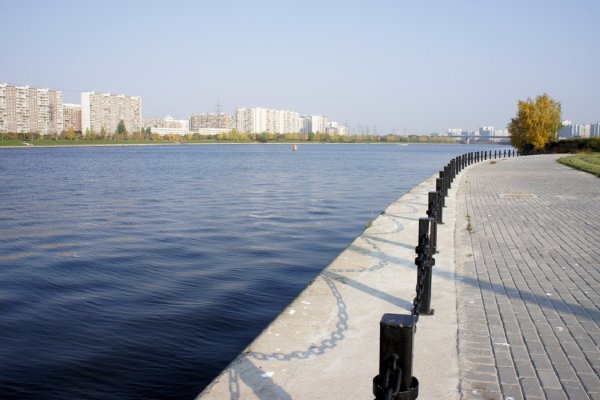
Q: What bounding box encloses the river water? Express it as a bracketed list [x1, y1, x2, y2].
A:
[0, 143, 508, 399]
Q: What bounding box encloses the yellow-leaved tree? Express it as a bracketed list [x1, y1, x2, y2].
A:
[508, 94, 561, 152]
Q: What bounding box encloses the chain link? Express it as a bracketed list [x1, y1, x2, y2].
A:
[381, 353, 402, 400]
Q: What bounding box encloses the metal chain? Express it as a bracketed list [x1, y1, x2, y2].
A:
[411, 235, 429, 318]
[382, 353, 402, 400]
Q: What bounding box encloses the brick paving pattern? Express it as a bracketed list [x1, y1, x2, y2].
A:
[455, 155, 600, 400]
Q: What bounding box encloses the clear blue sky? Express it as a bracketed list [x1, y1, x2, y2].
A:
[2, 0, 599, 134]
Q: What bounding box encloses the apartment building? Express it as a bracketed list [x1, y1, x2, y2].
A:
[559, 120, 592, 138]
[189, 113, 233, 132]
[81, 92, 142, 135]
[0, 83, 63, 134]
[63, 103, 82, 132]
[309, 115, 328, 134]
[591, 122, 600, 137]
[143, 115, 189, 135]
[326, 121, 348, 136]
[235, 107, 300, 134]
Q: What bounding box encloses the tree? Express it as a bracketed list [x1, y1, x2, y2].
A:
[508, 93, 561, 152]
[117, 120, 127, 139]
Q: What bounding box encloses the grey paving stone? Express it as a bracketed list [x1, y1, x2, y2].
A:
[520, 377, 545, 398]
[499, 383, 523, 400]
[536, 368, 561, 389]
[579, 373, 600, 393]
[563, 380, 591, 399]
[543, 387, 569, 400]
[496, 366, 519, 385]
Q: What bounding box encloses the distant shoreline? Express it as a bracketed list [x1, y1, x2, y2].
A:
[0, 141, 506, 149]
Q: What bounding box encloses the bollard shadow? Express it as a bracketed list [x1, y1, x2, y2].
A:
[227, 356, 293, 400]
[324, 271, 414, 311]
[344, 236, 416, 267]
[384, 213, 425, 222]
[363, 233, 416, 251]
[450, 263, 600, 323]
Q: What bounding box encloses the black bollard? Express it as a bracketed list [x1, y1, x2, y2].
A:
[373, 314, 419, 400]
[427, 192, 438, 252]
[437, 173, 446, 206]
[415, 218, 435, 316]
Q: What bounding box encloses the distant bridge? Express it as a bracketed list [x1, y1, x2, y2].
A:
[451, 135, 511, 144]
[453, 135, 510, 139]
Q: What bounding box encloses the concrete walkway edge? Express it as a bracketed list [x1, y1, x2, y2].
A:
[198, 169, 468, 399]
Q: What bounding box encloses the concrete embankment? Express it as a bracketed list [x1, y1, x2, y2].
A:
[198, 169, 469, 399]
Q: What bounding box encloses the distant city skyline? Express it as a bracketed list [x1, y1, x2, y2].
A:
[2, 1, 599, 134]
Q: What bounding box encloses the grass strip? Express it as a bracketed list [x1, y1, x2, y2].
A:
[558, 152, 600, 177]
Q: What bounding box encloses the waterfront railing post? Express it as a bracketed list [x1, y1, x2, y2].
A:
[452, 159, 457, 180]
[427, 192, 438, 253]
[373, 314, 419, 400]
[437, 173, 445, 207]
[445, 166, 452, 190]
[435, 178, 445, 218]
[414, 217, 435, 316]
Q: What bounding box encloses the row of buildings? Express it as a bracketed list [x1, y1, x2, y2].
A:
[1, 82, 346, 137]
[442, 126, 509, 140]
[442, 122, 600, 140]
[5, 82, 597, 139]
[558, 120, 600, 138]
[144, 109, 348, 136]
[0, 83, 142, 136]
[0, 84, 64, 135]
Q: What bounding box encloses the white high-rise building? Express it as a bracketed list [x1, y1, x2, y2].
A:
[81, 92, 142, 135]
[478, 126, 494, 138]
[558, 120, 574, 138]
[235, 107, 300, 134]
[299, 115, 311, 134]
[591, 122, 600, 137]
[310, 115, 328, 133]
[0, 83, 63, 135]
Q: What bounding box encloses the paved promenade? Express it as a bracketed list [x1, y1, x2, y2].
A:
[455, 154, 600, 400]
